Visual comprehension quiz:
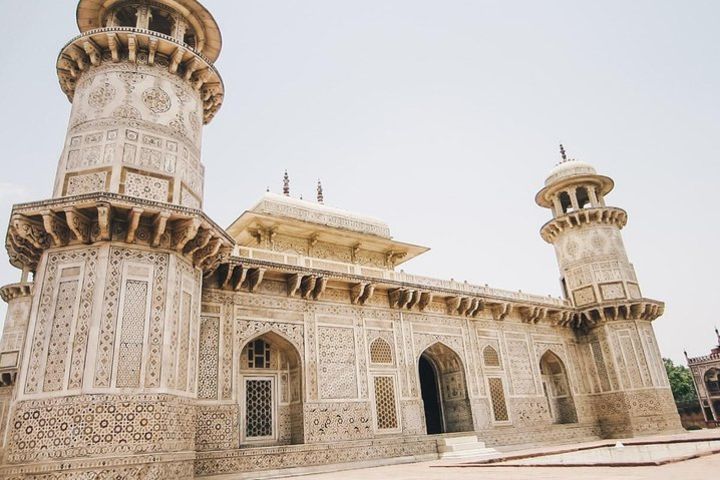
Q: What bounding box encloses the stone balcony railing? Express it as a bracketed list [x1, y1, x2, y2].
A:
[688, 352, 720, 365]
[540, 206, 628, 243]
[56, 26, 224, 123]
[236, 245, 569, 308]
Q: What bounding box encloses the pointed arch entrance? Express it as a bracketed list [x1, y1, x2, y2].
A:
[239, 331, 304, 445]
[539, 350, 578, 424]
[418, 342, 474, 434]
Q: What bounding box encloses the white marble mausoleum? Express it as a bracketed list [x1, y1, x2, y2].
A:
[0, 1, 682, 478]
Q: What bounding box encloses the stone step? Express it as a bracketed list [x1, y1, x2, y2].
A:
[436, 434, 500, 459]
[441, 449, 501, 460]
[437, 435, 483, 447]
[438, 443, 495, 453]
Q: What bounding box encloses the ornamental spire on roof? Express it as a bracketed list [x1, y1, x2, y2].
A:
[283, 171, 290, 196]
[559, 143, 568, 163]
[317, 180, 324, 204]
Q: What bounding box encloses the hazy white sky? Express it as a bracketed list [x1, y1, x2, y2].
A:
[0, 1, 718, 363]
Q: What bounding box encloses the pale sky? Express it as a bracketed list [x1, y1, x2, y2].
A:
[0, 0, 718, 364]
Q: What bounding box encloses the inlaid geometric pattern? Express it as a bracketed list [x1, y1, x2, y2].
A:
[506, 338, 536, 395]
[116, 280, 148, 388]
[489, 377, 509, 421]
[245, 379, 273, 438]
[370, 338, 393, 364]
[43, 280, 79, 392]
[65, 171, 108, 196]
[124, 171, 171, 203]
[198, 317, 220, 399]
[6, 395, 195, 464]
[176, 291, 192, 390]
[373, 376, 398, 430]
[318, 327, 357, 399]
[95, 249, 167, 389]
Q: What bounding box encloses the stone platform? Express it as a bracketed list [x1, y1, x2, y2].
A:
[279, 430, 720, 480]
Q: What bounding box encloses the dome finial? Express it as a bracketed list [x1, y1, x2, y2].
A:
[559, 143, 568, 163]
[283, 170, 290, 196]
[317, 179, 324, 204]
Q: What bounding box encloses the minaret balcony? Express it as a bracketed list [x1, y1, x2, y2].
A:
[56, 26, 224, 124]
[572, 297, 665, 329]
[540, 206, 628, 243]
[5, 192, 234, 274]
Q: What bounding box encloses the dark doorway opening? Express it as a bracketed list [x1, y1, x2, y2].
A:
[419, 355, 443, 434]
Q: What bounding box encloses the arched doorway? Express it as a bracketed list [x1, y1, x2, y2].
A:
[539, 350, 577, 424]
[418, 343, 474, 434]
[239, 332, 304, 446]
[704, 369, 720, 397]
[704, 369, 720, 421]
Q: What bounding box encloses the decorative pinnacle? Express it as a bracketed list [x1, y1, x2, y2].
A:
[317, 179, 324, 204]
[716, 327, 720, 345]
[559, 143, 568, 162]
[283, 171, 290, 196]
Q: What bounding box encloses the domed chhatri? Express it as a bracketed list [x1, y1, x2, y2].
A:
[535, 145, 614, 211]
[545, 159, 597, 185]
[76, 0, 222, 61]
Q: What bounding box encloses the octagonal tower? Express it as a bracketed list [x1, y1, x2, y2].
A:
[0, 2, 232, 478]
[536, 147, 681, 437]
[535, 148, 639, 308]
[54, 0, 224, 208]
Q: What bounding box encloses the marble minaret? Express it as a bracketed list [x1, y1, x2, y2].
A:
[1, 1, 231, 477]
[536, 147, 682, 437]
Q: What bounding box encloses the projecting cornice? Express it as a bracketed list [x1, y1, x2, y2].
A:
[5, 193, 233, 273]
[56, 27, 224, 123]
[205, 253, 583, 328]
[540, 206, 627, 243]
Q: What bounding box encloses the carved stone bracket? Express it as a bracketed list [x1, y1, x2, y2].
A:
[65, 208, 92, 244]
[575, 299, 665, 328]
[246, 268, 265, 293]
[5, 194, 233, 274]
[520, 306, 549, 324]
[540, 207, 628, 243]
[56, 27, 224, 123]
[285, 274, 327, 301]
[445, 296, 483, 317]
[11, 215, 51, 251]
[0, 283, 33, 303]
[41, 211, 71, 247]
[492, 303, 513, 321]
[350, 282, 375, 305]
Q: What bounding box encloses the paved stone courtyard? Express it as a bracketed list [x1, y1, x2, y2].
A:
[292, 455, 717, 480]
[286, 431, 719, 480]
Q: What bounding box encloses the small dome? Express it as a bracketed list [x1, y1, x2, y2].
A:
[544, 160, 597, 187]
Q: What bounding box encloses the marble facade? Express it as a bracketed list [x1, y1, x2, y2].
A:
[0, 1, 681, 478]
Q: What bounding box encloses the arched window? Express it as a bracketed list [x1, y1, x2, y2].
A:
[149, 8, 174, 36]
[247, 339, 271, 369]
[576, 187, 590, 209]
[483, 346, 500, 367]
[558, 191, 572, 214]
[370, 338, 393, 364]
[114, 6, 138, 28]
[184, 27, 197, 49]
